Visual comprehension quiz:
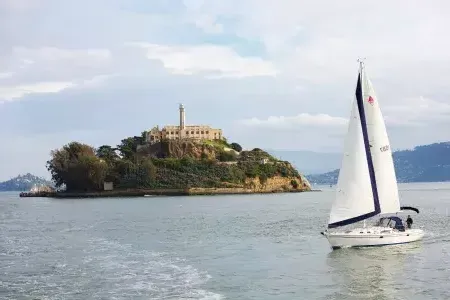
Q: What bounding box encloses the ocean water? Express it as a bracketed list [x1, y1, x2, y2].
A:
[1, 182, 449, 299]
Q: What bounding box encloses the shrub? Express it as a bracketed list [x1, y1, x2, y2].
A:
[230, 142, 243, 152]
[291, 179, 299, 188]
[217, 150, 237, 162]
[279, 166, 289, 177]
[259, 174, 268, 185]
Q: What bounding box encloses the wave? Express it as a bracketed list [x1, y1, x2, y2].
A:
[0, 236, 223, 300]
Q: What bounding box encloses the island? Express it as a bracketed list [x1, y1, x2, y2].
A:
[0, 173, 54, 192]
[23, 104, 311, 198]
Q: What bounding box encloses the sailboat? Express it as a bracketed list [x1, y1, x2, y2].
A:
[321, 60, 424, 249]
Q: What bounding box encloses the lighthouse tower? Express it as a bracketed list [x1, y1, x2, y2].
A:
[179, 103, 185, 130]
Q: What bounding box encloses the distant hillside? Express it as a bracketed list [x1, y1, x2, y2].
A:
[306, 142, 450, 184]
[267, 150, 341, 175]
[0, 173, 54, 191]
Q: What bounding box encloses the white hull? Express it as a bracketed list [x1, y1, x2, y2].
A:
[322, 226, 424, 249]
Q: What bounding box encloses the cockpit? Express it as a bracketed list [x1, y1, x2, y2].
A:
[375, 216, 406, 232]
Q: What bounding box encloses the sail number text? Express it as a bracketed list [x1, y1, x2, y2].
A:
[380, 145, 390, 152]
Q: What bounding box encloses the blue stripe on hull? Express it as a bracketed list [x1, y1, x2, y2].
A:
[331, 241, 416, 250]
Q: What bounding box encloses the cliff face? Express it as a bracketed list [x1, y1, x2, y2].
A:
[187, 176, 311, 195]
[137, 139, 311, 192]
[244, 175, 311, 192]
[137, 140, 219, 159]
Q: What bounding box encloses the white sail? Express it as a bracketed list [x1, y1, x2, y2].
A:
[361, 69, 400, 214]
[328, 86, 375, 227]
[328, 64, 400, 228]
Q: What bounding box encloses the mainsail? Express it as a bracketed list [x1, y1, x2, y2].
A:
[328, 63, 400, 228]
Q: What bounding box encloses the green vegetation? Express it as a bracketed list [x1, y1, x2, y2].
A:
[230, 142, 242, 152]
[46, 137, 303, 192]
[216, 150, 237, 162]
[202, 138, 231, 149]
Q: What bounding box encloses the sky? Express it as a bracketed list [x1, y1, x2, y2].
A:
[1, 0, 450, 180]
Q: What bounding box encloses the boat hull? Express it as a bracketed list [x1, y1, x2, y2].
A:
[322, 227, 424, 249]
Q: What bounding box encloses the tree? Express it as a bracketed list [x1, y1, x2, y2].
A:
[96, 145, 119, 162]
[141, 131, 148, 141]
[47, 142, 108, 191]
[116, 157, 157, 188]
[116, 136, 144, 160]
[230, 142, 242, 152]
[138, 157, 157, 187]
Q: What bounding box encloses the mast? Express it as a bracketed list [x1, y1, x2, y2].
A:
[356, 59, 381, 218]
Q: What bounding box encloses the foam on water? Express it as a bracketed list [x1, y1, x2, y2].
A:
[85, 238, 223, 299]
[0, 234, 223, 299]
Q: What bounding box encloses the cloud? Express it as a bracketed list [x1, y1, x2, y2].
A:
[5, 46, 112, 78]
[127, 42, 278, 78]
[0, 81, 75, 102]
[182, 0, 450, 87]
[385, 96, 450, 117]
[0, 74, 115, 102]
[240, 95, 450, 130]
[11, 46, 111, 66]
[240, 113, 347, 129]
[0, 72, 13, 79]
[236, 94, 450, 152]
[0, 47, 114, 101]
[1, 0, 450, 179]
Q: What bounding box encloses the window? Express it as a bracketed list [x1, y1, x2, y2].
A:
[186, 131, 189, 134]
[191, 131, 194, 134]
[206, 131, 209, 134]
[196, 131, 199, 134]
[176, 131, 179, 134]
[201, 131, 204, 134]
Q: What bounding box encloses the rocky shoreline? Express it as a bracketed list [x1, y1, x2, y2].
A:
[19, 188, 320, 198]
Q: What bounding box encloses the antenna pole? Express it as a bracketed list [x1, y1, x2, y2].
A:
[357, 57, 366, 72]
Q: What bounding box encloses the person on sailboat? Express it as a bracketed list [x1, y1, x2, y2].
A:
[406, 215, 413, 229]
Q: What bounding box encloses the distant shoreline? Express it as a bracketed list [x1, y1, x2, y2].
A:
[19, 188, 321, 198]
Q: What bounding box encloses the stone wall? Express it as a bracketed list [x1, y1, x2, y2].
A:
[146, 125, 223, 143]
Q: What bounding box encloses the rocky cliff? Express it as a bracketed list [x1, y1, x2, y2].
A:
[137, 139, 235, 160]
[137, 139, 311, 193]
